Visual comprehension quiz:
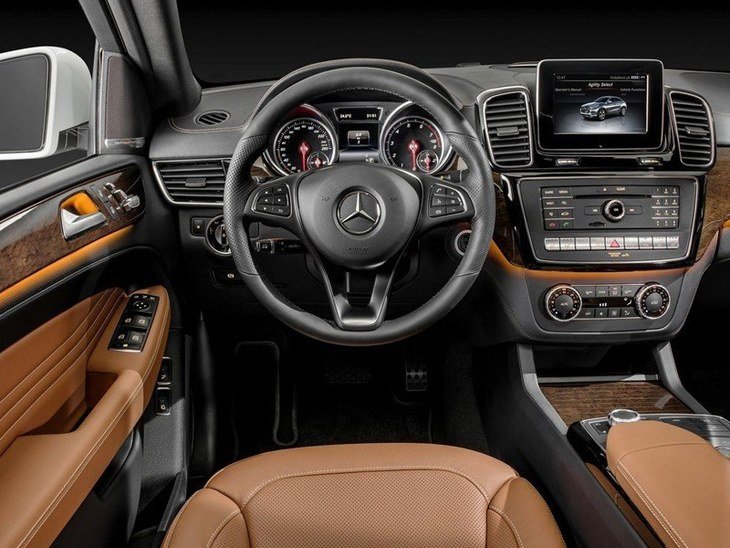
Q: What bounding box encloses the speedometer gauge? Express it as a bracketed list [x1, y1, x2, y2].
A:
[383, 116, 446, 173]
[273, 118, 336, 174]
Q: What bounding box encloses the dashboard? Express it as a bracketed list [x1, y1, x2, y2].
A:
[262, 101, 454, 176]
[149, 58, 730, 344]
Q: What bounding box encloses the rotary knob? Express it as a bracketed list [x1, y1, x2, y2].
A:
[603, 199, 625, 222]
[635, 283, 670, 319]
[545, 285, 582, 322]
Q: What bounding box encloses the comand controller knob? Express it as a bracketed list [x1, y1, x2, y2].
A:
[603, 199, 625, 222]
[635, 283, 670, 319]
[545, 284, 582, 322]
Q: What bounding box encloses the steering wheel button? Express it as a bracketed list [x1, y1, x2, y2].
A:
[257, 196, 273, 205]
[446, 197, 461, 206]
[273, 195, 288, 206]
[432, 186, 447, 196]
[446, 205, 464, 215]
[431, 195, 446, 207]
[429, 207, 446, 217]
[272, 185, 287, 195]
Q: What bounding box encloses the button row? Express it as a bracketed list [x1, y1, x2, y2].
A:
[577, 307, 637, 319]
[544, 235, 680, 251]
[254, 184, 290, 216]
[429, 184, 465, 218]
[576, 285, 639, 298]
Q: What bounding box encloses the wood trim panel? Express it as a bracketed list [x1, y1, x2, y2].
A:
[0, 167, 144, 294]
[696, 147, 730, 259]
[541, 381, 689, 426]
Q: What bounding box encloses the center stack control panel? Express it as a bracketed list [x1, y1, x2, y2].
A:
[517, 176, 698, 265]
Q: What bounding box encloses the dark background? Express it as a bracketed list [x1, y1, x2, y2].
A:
[178, 4, 730, 84]
[0, 3, 728, 84]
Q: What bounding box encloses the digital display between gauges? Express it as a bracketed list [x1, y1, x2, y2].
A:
[383, 116, 445, 173]
[273, 118, 336, 174]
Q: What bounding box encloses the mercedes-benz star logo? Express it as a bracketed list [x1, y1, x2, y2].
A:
[337, 191, 381, 235]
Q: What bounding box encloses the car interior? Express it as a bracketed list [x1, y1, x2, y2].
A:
[1, 3, 730, 547]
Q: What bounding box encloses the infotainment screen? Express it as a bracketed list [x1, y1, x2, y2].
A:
[537, 60, 664, 152]
[553, 73, 648, 135]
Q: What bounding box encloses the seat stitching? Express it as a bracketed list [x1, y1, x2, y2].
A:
[205, 510, 242, 548]
[615, 462, 687, 548]
[0, 291, 124, 448]
[162, 490, 202, 548]
[487, 507, 524, 548]
[20, 379, 143, 546]
[226, 465, 515, 507]
[0, 289, 115, 410]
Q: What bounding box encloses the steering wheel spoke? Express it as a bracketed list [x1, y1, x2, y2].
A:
[415, 173, 475, 235]
[243, 173, 304, 237]
[315, 257, 402, 331]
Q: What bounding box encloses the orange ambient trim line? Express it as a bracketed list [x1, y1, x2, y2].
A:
[0, 226, 133, 312]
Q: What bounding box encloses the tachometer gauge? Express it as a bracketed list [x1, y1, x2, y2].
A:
[273, 118, 336, 174]
[383, 116, 447, 173]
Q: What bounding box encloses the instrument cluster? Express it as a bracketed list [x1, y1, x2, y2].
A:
[264, 102, 454, 176]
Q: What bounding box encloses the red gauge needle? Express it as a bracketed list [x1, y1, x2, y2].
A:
[407, 140, 420, 171]
[424, 153, 432, 172]
[299, 141, 311, 171]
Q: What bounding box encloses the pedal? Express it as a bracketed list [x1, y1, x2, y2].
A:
[405, 363, 428, 392]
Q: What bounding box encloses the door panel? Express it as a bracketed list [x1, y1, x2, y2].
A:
[0, 165, 144, 302]
[0, 286, 169, 547]
[0, 154, 180, 546]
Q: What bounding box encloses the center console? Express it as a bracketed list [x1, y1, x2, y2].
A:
[518, 175, 698, 265]
[479, 58, 717, 340]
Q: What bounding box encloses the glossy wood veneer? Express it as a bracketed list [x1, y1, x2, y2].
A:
[0, 167, 144, 293]
[541, 381, 689, 426]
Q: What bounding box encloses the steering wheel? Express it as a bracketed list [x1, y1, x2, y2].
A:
[224, 65, 495, 346]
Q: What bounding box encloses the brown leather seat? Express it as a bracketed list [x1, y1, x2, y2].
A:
[164, 443, 564, 548]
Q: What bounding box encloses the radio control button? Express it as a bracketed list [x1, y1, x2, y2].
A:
[639, 236, 654, 249]
[605, 237, 624, 249]
[603, 199, 626, 222]
[544, 237, 560, 251]
[626, 205, 643, 215]
[541, 188, 557, 197]
[585, 206, 601, 215]
[575, 237, 591, 250]
[590, 237, 605, 250]
[667, 236, 680, 249]
[543, 199, 557, 207]
[560, 237, 575, 251]
[624, 236, 639, 249]
[653, 236, 667, 249]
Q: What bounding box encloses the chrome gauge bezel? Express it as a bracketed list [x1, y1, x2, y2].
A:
[379, 102, 453, 174]
[264, 105, 339, 176]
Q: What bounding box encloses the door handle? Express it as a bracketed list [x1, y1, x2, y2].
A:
[60, 192, 107, 240]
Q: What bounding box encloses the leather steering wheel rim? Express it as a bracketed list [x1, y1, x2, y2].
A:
[224, 65, 495, 346]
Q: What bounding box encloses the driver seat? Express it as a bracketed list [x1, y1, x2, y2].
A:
[163, 443, 564, 547]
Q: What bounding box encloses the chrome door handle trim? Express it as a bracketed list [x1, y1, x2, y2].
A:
[60, 208, 107, 240]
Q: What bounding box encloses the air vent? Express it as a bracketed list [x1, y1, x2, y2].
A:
[155, 159, 228, 205]
[670, 91, 714, 168]
[195, 111, 230, 126]
[482, 90, 533, 169]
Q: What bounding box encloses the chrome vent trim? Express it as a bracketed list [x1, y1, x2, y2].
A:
[669, 91, 715, 168]
[194, 110, 230, 126]
[481, 88, 534, 169]
[153, 158, 229, 206]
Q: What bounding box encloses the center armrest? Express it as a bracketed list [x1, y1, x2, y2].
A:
[607, 421, 730, 548]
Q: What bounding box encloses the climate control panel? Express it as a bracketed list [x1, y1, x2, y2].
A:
[544, 283, 670, 322]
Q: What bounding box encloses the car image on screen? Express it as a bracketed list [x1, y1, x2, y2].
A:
[579, 96, 628, 120]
